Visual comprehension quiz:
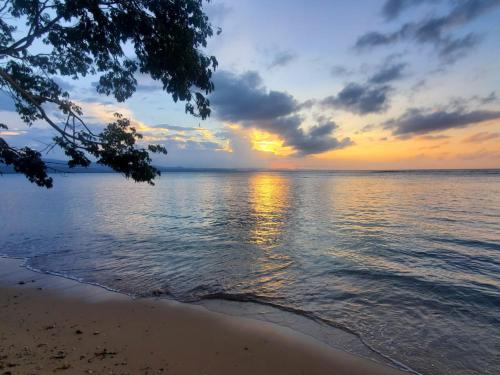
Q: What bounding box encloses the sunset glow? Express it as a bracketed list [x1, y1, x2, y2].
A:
[2, 0, 499, 169]
[249, 129, 295, 157]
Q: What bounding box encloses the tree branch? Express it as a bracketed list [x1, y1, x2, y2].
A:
[0, 67, 100, 147]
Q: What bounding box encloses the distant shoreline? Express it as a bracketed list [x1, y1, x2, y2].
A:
[2, 163, 500, 175]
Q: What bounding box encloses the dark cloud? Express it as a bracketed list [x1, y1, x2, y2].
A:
[322, 83, 391, 114]
[356, 0, 500, 62]
[414, 0, 498, 42]
[382, 0, 438, 21]
[369, 62, 407, 84]
[211, 71, 298, 121]
[210, 70, 352, 155]
[463, 131, 500, 143]
[268, 50, 296, 69]
[256, 116, 352, 156]
[384, 108, 500, 136]
[437, 33, 481, 63]
[355, 30, 403, 49]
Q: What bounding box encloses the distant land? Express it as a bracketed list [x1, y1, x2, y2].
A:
[1, 160, 499, 175]
[0, 159, 258, 174]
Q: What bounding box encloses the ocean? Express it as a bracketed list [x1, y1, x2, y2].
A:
[1, 171, 499, 375]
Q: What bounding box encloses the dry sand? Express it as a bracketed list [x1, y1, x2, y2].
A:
[0, 258, 407, 375]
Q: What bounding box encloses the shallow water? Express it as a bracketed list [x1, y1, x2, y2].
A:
[1, 171, 499, 375]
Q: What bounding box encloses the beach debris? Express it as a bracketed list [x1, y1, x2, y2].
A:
[93, 331, 100, 335]
[51, 351, 67, 360]
[152, 289, 164, 297]
[45, 324, 56, 330]
[94, 348, 117, 360]
[75, 329, 83, 335]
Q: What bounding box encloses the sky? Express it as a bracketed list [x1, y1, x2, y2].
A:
[2, 0, 500, 169]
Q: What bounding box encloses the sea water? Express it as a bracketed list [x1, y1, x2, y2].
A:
[1, 171, 499, 375]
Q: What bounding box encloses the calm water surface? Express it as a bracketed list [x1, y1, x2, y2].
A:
[1, 171, 499, 375]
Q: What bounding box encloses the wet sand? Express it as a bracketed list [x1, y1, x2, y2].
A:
[0, 258, 406, 374]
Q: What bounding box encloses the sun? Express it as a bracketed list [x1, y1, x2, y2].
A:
[249, 129, 295, 156]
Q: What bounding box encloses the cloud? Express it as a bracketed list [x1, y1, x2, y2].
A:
[357, 124, 376, 134]
[268, 50, 296, 69]
[355, 30, 403, 49]
[210, 70, 352, 155]
[382, 0, 438, 21]
[463, 131, 500, 143]
[384, 108, 500, 136]
[356, 0, 500, 62]
[472, 91, 498, 105]
[447, 91, 499, 110]
[322, 83, 391, 114]
[254, 116, 352, 155]
[136, 83, 163, 92]
[72, 100, 233, 154]
[151, 124, 200, 131]
[0, 130, 26, 137]
[419, 134, 450, 140]
[331, 65, 354, 77]
[369, 62, 407, 84]
[212, 71, 298, 121]
[438, 33, 481, 63]
[414, 0, 498, 42]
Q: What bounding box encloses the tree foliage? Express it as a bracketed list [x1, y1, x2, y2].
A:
[0, 0, 218, 187]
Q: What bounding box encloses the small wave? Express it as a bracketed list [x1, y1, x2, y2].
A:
[332, 267, 500, 309]
[426, 236, 500, 252]
[1, 253, 421, 375]
[198, 291, 422, 375]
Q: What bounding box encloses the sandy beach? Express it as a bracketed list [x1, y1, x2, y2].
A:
[0, 258, 407, 375]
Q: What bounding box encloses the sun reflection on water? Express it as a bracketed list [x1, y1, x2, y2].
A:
[248, 174, 294, 293]
[249, 174, 290, 247]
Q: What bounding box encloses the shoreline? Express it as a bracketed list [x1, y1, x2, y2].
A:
[0, 257, 407, 374]
[3, 255, 415, 372]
